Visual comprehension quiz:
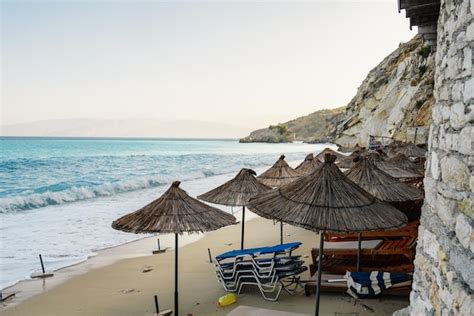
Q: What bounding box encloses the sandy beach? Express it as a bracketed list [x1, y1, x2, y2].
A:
[1, 212, 409, 316]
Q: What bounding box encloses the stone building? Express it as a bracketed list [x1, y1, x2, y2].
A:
[398, 0, 473, 315]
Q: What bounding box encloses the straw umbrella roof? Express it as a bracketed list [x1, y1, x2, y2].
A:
[112, 181, 236, 234]
[315, 148, 346, 162]
[367, 152, 423, 179]
[197, 168, 271, 206]
[385, 153, 425, 174]
[295, 153, 323, 175]
[257, 155, 301, 188]
[315, 148, 352, 169]
[248, 154, 407, 233]
[345, 156, 424, 203]
[389, 142, 427, 158]
[376, 148, 388, 159]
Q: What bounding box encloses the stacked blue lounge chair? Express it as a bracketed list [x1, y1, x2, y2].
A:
[214, 242, 307, 301]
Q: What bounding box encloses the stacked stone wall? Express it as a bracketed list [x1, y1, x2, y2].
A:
[408, 0, 474, 315]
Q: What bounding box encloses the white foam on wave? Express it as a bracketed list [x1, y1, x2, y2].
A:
[0, 169, 229, 213]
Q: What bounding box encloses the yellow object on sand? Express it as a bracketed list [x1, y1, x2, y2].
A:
[218, 293, 237, 306]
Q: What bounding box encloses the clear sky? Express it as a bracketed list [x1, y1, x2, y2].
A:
[1, 0, 416, 130]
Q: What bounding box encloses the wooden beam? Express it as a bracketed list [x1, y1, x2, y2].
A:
[400, 0, 439, 10]
[405, 3, 440, 18]
[410, 14, 439, 27]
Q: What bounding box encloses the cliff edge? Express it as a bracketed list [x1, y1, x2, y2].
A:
[240, 35, 434, 148]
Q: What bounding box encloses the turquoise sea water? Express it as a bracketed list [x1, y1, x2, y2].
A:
[0, 137, 334, 288]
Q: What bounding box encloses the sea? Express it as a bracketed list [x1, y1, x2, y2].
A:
[0, 137, 335, 289]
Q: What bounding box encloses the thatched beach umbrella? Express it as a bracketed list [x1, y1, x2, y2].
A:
[345, 156, 424, 269]
[248, 154, 407, 316]
[389, 142, 426, 159]
[346, 156, 424, 212]
[315, 147, 346, 162]
[386, 153, 425, 174]
[257, 155, 301, 244]
[315, 147, 352, 169]
[198, 168, 271, 249]
[112, 181, 236, 316]
[295, 153, 323, 175]
[367, 152, 423, 180]
[257, 154, 301, 187]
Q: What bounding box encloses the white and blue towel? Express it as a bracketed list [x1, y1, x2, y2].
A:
[345, 271, 412, 298]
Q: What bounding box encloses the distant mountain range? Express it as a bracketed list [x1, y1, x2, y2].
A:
[0, 118, 253, 139]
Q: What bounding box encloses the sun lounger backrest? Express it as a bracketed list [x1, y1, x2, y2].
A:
[216, 242, 301, 261]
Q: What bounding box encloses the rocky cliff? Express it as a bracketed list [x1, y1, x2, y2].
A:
[335, 35, 434, 148]
[239, 107, 345, 143]
[240, 35, 434, 147]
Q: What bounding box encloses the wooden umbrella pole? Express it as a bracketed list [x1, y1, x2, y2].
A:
[280, 221, 284, 244]
[357, 233, 362, 272]
[241, 206, 245, 250]
[315, 231, 324, 316]
[174, 233, 179, 316]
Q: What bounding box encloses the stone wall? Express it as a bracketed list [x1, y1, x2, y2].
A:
[408, 0, 474, 315]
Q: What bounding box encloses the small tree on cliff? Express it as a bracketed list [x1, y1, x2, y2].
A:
[269, 124, 289, 135]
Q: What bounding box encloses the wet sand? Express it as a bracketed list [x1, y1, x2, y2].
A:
[1, 213, 409, 316]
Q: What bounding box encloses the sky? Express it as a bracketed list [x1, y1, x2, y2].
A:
[1, 0, 416, 132]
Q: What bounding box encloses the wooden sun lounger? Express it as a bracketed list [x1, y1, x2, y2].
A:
[313, 237, 417, 260]
[309, 254, 414, 275]
[309, 237, 417, 275]
[324, 221, 419, 242]
[303, 273, 412, 297]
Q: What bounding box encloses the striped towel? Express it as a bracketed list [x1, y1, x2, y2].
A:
[345, 271, 412, 298]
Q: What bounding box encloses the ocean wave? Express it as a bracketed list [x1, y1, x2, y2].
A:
[0, 166, 248, 213]
[0, 178, 165, 213]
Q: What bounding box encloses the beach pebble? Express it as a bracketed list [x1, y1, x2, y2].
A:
[225, 242, 232, 246]
[142, 267, 153, 273]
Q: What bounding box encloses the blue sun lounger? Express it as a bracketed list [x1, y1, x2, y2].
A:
[216, 242, 302, 261]
[214, 242, 306, 301]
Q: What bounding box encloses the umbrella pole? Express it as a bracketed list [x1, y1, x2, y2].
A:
[280, 221, 283, 244]
[174, 233, 178, 316]
[315, 231, 324, 316]
[357, 233, 362, 272]
[241, 206, 245, 250]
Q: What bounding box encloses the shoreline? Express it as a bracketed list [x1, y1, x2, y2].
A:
[1, 214, 408, 316]
[1, 230, 205, 309]
[0, 154, 342, 312]
[1, 208, 259, 310]
[1, 158, 311, 292]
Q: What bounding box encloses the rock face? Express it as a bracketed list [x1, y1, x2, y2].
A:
[241, 35, 434, 146]
[239, 107, 345, 143]
[335, 35, 434, 149]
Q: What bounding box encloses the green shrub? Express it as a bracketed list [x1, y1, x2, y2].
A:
[269, 124, 289, 135]
[418, 46, 431, 59]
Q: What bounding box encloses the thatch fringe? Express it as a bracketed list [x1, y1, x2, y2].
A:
[198, 168, 271, 206]
[248, 154, 407, 233]
[367, 152, 423, 179]
[257, 155, 301, 188]
[388, 142, 427, 158]
[385, 153, 425, 174]
[112, 181, 236, 234]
